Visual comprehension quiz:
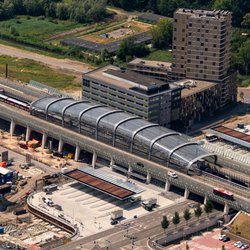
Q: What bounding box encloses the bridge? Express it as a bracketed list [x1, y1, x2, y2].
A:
[1, 102, 250, 213]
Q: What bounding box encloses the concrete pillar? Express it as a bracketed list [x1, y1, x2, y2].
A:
[10, 120, 15, 136]
[41, 132, 47, 149]
[74, 145, 80, 161]
[204, 195, 207, 205]
[92, 151, 97, 168]
[128, 165, 132, 173]
[164, 181, 171, 192]
[184, 188, 190, 199]
[146, 172, 151, 184]
[25, 126, 31, 142]
[224, 203, 229, 215]
[110, 157, 115, 166]
[58, 138, 64, 153]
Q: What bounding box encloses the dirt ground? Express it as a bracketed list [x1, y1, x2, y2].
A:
[81, 20, 151, 44]
[230, 212, 250, 240]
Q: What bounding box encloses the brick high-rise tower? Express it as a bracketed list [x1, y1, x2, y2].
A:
[172, 8, 232, 82]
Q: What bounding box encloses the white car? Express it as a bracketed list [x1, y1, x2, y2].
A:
[218, 234, 226, 240]
[168, 171, 178, 178]
[234, 242, 242, 247]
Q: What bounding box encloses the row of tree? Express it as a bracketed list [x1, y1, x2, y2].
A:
[108, 0, 250, 27]
[161, 201, 214, 232]
[0, 0, 107, 22]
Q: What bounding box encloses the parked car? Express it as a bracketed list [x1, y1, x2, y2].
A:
[234, 241, 243, 248]
[222, 236, 230, 242]
[218, 234, 226, 240]
[168, 171, 178, 178]
[110, 220, 118, 225]
[242, 244, 249, 249]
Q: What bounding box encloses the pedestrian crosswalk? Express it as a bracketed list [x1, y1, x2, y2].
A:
[202, 143, 250, 165]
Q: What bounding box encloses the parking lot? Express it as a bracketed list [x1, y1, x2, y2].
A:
[31, 172, 175, 238]
[169, 228, 249, 250]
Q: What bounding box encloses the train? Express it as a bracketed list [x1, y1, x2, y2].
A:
[213, 187, 234, 200]
[0, 92, 30, 111]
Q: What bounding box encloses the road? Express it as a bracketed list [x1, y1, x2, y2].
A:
[0, 44, 93, 76]
[56, 200, 222, 250]
[55, 200, 189, 250]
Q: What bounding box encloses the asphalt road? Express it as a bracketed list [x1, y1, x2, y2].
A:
[55, 200, 190, 250]
[0, 44, 93, 76]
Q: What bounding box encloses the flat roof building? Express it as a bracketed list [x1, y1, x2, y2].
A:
[83, 65, 181, 127]
[127, 58, 172, 82]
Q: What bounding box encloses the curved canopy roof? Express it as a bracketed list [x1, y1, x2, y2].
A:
[31, 97, 216, 169]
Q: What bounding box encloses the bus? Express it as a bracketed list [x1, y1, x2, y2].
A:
[213, 188, 234, 200]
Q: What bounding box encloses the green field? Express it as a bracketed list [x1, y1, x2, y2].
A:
[0, 55, 78, 89]
[143, 49, 172, 62]
[0, 16, 81, 43]
[238, 74, 250, 87]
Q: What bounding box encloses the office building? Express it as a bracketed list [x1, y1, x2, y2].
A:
[82, 65, 181, 127]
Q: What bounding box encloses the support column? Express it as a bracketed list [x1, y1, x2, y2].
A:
[224, 203, 229, 215]
[164, 181, 171, 192]
[41, 132, 47, 149]
[184, 187, 190, 199]
[74, 145, 80, 161]
[92, 151, 97, 168]
[146, 172, 151, 184]
[10, 120, 15, 136]
[25, 126, 31, 142]
[128, 165, 132, 173]
[110, 157, 115, 166]
[204, 195, 208, 205]
[58, 138, 64, 153]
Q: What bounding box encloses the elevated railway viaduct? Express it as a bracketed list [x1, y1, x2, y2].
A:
[1, 102, 250, 214]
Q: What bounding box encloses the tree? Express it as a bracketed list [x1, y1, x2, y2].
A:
[194, 204, 203, 220]
[241, 13, 250, 28]
[151, 18, 173, 49]
[183, 208, 191, 224]
[238, 40, 250, 75]
[100, 48, 110, 62]
[204, 200, 214, 215]
[172, 211, 180, 228]
[116, 38, 149, 62]
[161, 215, 169, 233]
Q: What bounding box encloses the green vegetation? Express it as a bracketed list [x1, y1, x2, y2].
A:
[0, 55, 77, 89]
[194, 204, 203, 220]
[116, 38, 149, 62]
[0, 16, 81, 43]
[151, 19, 173, 49]
[183, 208, 191, 224]
[238, 74, 250, 87]
[172, 211, 180, 228]
[161, 215, 169, 233]
[204, 200, 214, 215]
[143, 49, 172, 62]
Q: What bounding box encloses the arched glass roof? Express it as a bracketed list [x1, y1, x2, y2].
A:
[31, 97, 216, 169]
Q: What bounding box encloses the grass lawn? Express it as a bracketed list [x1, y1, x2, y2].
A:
[238, 74, 250, 87]
[0, 55, 78, 90]
[143, 49, 172, 62]
[0, 16, 82, 43]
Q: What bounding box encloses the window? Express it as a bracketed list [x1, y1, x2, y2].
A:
[174, 28, 177, 31]
[182, 38, 185, 42]
[174, 19, 177, 22]
[197, 29, 200, 32]
[213, 62, 216, 66]
[174, 37, 176, 41]
[196, 56, 199, 59]
[200, 61, 203, 64]
[213, 44, 217, 48]
[199, 70, 203, 73]
[204, 57, 207, 60]
[188, 41, 192, 45]
[182, 29, 185, 32]
[214, 26, 217, 29]
[203, 74, 207, 79]
[181, 47, 184, 50]
[181, 65, 184, 68]
[189, 23, 192, 27]
[214, 35, 217, 39]
[187, 59, 191, 63]
[205, 48, 208, 51]
[197, 38, 200, 41]
[201, 43, 204, 46]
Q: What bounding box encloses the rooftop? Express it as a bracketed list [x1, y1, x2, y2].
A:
[175, 8, 231, 19]
[64, 167, 144, 200]
[173, 79, 217, 98]
[128, 58, 172, 69]
[84, 65, 178, 95]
